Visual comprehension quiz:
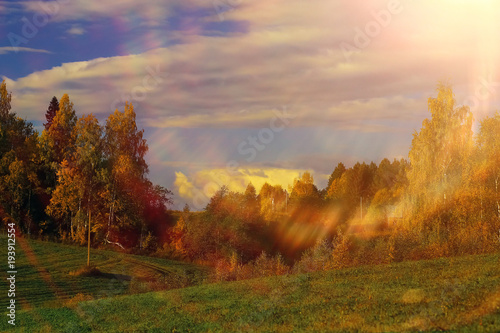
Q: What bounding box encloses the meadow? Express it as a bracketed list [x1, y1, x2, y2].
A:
[0, 235, 207, 311]
[2, 236, 499, 332]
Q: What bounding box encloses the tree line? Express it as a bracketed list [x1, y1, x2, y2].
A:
[168, 83, 500, 279]
[0, 81, 172, 250]
[1, 81, 499, 272]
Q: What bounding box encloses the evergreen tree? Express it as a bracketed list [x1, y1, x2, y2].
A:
[44, 96, 59, 131]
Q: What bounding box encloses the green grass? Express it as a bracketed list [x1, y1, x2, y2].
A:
[2, 239, 499, 332]
[0, 236, 208, 311]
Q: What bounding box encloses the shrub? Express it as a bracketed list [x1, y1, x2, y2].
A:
[294, 239, 332, 274]
[155, 243, 186, 260]
[213, 258, 233, 282]
[389, 226, 421, 262]
[252, 251, 274, 277]
[69, 265, 103, 277]
[330, 233, 352, 269]
[209, 251, 290, 282]
[142, 231, 158, 252]
[274, 253, 289, 276]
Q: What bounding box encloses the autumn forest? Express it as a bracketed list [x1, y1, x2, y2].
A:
[1, 80, 500, 281]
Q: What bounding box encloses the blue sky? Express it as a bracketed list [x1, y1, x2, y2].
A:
[2, 0, 500, 210]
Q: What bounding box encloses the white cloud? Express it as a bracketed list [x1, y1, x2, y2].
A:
[6, 0, 500, 133]
[0, 47, 52, 55]
[10, 0, 500, 204]
[66, 25, 86, 36]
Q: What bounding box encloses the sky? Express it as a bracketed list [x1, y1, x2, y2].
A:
[2, 0, 500, 210]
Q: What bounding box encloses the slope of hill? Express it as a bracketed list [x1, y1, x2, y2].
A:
[0, 236, 208, 311]
[3, 240, 499, 332]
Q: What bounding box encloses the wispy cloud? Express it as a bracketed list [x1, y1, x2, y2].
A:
[0, 1, 24, 15]
[6, 0, 500, 205]
[66, 25, 86, 36]
[6, 0, 500, 133]
[20, 0, 210, 26]
[0, 47, 52, 55]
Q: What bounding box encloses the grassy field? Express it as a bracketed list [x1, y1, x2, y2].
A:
[0, 236, 208, 311]
[2, 237, 499, 332]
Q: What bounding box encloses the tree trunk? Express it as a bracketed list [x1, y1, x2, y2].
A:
[107, 185, 115, 241]
[105, 188, 125, 250]
[27, 189, 31, 236]
[87, 209, 91, 266]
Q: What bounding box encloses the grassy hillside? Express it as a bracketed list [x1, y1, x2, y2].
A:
[3, 243, 500, 332]
[0, 236, 208, 311]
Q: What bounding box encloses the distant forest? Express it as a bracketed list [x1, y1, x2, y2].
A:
[1, 81, 500, 279]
